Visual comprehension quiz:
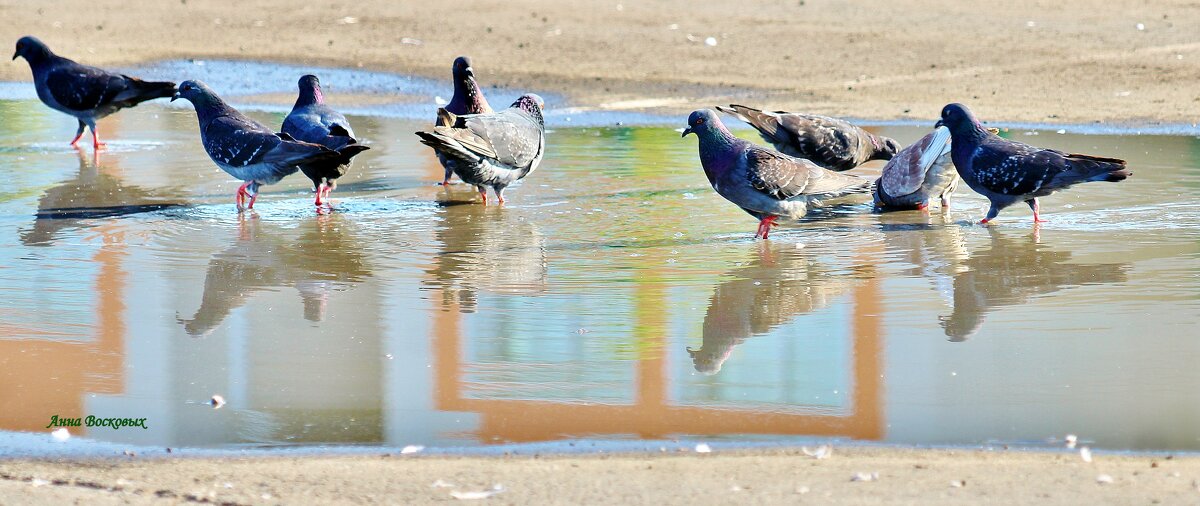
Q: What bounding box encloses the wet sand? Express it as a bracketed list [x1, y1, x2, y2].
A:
[2, 0, 1199, 125]
[2, 447, 1198, 505]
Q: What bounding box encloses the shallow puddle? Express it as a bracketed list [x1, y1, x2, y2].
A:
[1, 94, 1198, 453]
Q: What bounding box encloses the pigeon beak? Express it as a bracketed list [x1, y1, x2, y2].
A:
[170, 91, 180, 102]
[934, 119, 945, 129]
[11, 52, 17, 61]
[681, 127, 693, 138]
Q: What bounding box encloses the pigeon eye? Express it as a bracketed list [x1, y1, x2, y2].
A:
[696, 118, 705, 125]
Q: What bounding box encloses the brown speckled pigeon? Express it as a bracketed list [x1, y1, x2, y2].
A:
[173, 80, 368, 212]
[282, 75, 369, 209]
[937, 103, 1131, 224]
[12, 35, 175, 149]
[415, 94, 545, 205]
[683, 109, 871, 239]
[436, 56, 494, 186]
[716, 104, 899, 171]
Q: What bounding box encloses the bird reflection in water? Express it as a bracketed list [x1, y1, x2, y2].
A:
[424, 204, 548, 313]
[940, 227, 1130, 341]
[20, 148, 184, 246]
[688, 242, 858, 374]
[876, 211, 970, 305]
[178, 213, 371, 337]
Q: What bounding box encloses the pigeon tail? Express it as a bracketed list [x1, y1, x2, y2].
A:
[415, 131, 481, 165]
[332, 144, 370, 166]
[124, 78, 177, 103]
[716, 104, 782, 139]
[1064, 153, 1131, 184]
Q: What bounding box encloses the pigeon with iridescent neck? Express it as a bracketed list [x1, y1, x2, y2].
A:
[436, 56, 494, 185]
[937, 103, 1130, 225]
[173, 80, 368, 211]
[282, 74, 369, 209]
[12, 35, 176, 150]
[716, 104, 899, 171]
[683, 109, 871, 239]
[415, 94, 545, 205]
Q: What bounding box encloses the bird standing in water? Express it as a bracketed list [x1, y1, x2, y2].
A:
[683, 109, 871, 239]
[937, 103, 1130, 225]
[12, 35, 176, 150]
[282, 74, 368, 209]
[173, 80, 368, 211]
[436, 56, 493, 185]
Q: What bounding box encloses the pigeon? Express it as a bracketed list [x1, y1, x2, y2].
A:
[172, 80, 369, 211]
[873, 126, 958, 210]
[282, 74, 368, 209]
[937, 103, 1131, 224]
[716, 104, 900, 171]
[415, 94, 545, 205]
[436, 56, 494, 186]
[682, 109, 871, 239]
[12, 35, 176, 149]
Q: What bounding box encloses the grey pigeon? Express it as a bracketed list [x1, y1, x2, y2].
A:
[436, 56, 494, 185]
[172, 80, 369, 211]
[682, 109, 871, 239]
[716, 104, 900, 171]
[937, 103, 1131, 224]
[873, 126, 959, 210]
[282, 74, 368, 209]
[12, 35, 176, 149]
[415, 94, 545, 205]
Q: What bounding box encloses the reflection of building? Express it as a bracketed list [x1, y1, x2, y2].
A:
[0, 223, 127, 433]
[427, 256, 884, 443]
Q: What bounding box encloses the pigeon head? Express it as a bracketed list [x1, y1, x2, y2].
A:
[296, 74, 324, 105]
[935, 103, 983, 137]
[511, 93, 544, 115]
[681, 109, 726, 138]
[686, 346, 724, 375]
[171, 80, 222, 110]
[13, 36, 51, 62]
[452, 56, 475, 80]
[880, 138, 902, 158]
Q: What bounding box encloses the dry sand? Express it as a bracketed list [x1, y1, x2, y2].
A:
[2, 1, 1198, 503]
[2, 0, 1199, 125]
[2, 447, 1198, 505]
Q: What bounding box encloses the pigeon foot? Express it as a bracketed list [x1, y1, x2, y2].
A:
[755, 216, 779, 239]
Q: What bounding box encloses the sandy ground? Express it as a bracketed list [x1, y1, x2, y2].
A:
[1, 447, 1198, 505]
[2, 0, 1199, 125]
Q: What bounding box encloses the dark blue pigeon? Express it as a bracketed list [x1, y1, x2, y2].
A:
[937, 103, 1130, 224]
[282, 75, 368, 209]
[12, 35, 176, 149]
[173, 80, 368, 212]
[683, 109, 871, 239]
[415, 94, 545, 205]
[435, 56, 494, 185]
[716, 104, 900, 172]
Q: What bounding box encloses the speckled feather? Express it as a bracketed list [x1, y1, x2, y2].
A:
[717, 104, 898, 172]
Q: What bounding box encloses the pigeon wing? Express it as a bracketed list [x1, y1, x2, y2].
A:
[44, 64, 127, 112]
[743, 146, 867, 200]
[457, 109, 542, 166]
[203, 116, 286, 168]
[970, 138, 1069, 196]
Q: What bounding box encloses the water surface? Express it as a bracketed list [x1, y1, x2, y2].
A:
[1, 98, 1198, 453]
